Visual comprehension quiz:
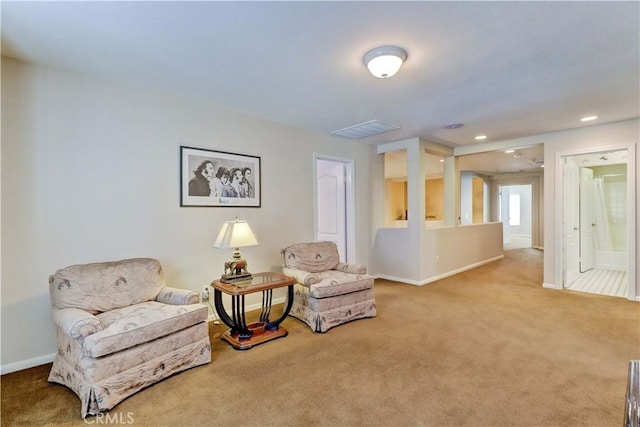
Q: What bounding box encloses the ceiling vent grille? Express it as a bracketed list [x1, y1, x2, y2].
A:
[331, 120, 400, 139]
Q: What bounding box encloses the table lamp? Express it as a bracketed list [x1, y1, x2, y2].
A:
[213, 218, 259, 283]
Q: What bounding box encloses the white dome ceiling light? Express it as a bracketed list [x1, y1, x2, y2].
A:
[363, 46, 407, 78]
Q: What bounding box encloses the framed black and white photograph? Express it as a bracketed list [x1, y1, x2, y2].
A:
[180, 146, 261, 207]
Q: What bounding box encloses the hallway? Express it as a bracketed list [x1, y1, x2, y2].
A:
[504, 236, 532, 251]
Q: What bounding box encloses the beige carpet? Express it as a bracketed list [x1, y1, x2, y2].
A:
[2, 248, 639, 426]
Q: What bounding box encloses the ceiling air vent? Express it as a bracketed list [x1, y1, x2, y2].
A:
[331, 120, 400, 139]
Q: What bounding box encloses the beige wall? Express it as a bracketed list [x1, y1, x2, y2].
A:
[0, 57, 376, 370]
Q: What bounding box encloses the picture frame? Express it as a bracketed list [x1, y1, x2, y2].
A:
[180, 146, 261, 207]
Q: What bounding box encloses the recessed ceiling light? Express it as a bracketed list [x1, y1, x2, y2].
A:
[439, 159, 444, 163]
[444, 123, 464, 129]
[540, 164, 545, 168]
[475, 135, 487, 140]
[580, 116, 598, 122]
[504, 149, 515, 154]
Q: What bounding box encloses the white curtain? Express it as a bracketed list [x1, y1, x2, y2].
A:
[593, 177, 613, 251]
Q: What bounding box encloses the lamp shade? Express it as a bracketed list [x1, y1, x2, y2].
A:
[363, 46, 407, 79]
[213, 219, 258, 249]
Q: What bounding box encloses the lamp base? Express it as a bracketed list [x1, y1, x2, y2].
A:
[220, 272, 253, 284]
[221, 254, 253, 283]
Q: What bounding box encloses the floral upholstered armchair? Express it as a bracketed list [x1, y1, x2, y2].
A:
[282, 241, 376, 332]
[47, 258, 211, 418]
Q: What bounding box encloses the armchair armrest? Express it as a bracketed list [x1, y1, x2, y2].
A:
[336, 262, 367, 275]
[52, 308, 103, 339]
[156, 287, 200, 305]
[283, 267, 321, 287]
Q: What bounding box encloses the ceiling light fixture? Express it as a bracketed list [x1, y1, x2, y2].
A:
[363, 46, 407, 78]
[475, 135, 487, 140]
[580, 115, 598, 122]
[504, 149, 515, 154]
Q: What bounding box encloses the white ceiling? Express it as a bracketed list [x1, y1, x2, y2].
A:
[2, 1, 638, 172]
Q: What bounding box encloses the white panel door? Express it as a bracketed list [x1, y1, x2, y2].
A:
[564, 160, 580, 286]
[579, 167, 595, 272]
[316, 159, 347, 260]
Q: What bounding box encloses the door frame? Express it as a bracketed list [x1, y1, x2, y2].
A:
[554, 144, 637, 300]
[313, 153, 356, 263]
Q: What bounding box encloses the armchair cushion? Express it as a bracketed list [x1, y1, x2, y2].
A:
[74, 323, 208, 384]
[282, 241, 340, 273]
[308, 270, 374, 299]
[84, 301, 207, 358]
[50, 258, 165, 313]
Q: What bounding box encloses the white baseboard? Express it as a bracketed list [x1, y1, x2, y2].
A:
[376, 274, 423, 285]
[377, 255, 505, 286]
[1, 353, 55, 375]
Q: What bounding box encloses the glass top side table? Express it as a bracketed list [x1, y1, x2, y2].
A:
[210, 272, 295, 350]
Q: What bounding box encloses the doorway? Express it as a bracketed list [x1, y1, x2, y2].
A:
[561, 148, 632, 298]
[499, 184, 533, 250]
[314, 155, 355, 262]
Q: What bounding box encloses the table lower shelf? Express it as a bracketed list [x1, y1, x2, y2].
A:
[221, 321, 288, 350]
